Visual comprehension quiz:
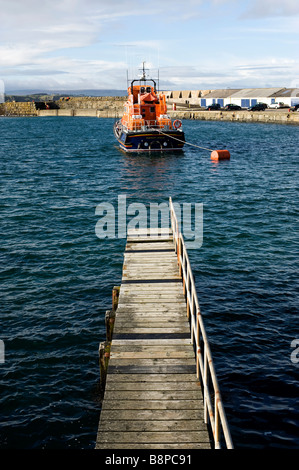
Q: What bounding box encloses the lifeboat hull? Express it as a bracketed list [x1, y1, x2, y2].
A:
[114, 121, 185, 152]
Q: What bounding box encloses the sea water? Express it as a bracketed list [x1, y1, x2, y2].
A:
[0, 116, 298, 448]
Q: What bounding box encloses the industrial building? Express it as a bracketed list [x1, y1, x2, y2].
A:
[163, 87, 299, 108]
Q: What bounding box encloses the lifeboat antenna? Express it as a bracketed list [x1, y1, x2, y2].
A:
[139, 61, 148, 81]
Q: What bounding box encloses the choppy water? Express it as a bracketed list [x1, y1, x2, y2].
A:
[0, 116, 298, 449]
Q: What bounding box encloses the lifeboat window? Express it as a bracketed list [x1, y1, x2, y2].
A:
[150, 107, 155, 112]
[146, 87, 151, 93]
[140, 87, 145, 93]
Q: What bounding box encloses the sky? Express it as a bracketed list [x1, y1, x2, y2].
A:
[1, 0, 299, 93]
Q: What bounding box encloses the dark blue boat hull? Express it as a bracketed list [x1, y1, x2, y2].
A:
[114, 122, 185, 152]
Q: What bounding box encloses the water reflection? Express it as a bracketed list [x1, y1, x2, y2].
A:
[119, 150, 185, 199]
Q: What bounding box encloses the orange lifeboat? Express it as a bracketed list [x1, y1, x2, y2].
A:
[113, 63, 185, 152]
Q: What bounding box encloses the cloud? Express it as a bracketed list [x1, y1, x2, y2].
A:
[242, 0, 299, 19]
[1, 0, 299, 92]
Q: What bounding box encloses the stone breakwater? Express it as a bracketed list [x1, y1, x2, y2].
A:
[1, 97, 299, 125]
[58, 96, 126, 110]
[0, 96, 126, 117]
[168, 109, 299, 125]
[0, 101, 37, 116]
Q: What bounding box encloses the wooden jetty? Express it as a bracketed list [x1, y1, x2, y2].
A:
[96, 198, 233, 450]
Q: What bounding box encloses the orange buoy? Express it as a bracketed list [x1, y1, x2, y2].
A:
[211, 149, 230, 160]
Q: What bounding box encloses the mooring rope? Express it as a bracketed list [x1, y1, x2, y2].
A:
[157, 129, 213, 151]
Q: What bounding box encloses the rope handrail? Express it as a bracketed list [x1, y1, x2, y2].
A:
[169, 197, 234, 449]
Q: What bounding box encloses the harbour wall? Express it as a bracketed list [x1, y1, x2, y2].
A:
[0, 101, 37, 116]
[36, 108, 299, 125]
[1, 98, 299, 125]
[168, 109, 299, 125]
[37, 109, 120, 117]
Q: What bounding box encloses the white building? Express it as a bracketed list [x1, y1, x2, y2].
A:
[202, 87, 299, 108]
[163, 87, 299, 109]
[270, 88, 299, 107]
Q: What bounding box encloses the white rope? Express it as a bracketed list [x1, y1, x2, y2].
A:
[157, 128, 213, 152]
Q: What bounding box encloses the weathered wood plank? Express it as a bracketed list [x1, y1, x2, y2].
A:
[115, 308, 187, 316]
[96, 442, 210, 449]
[127, 227, 172, 234]
[119, 294, 185, 300]
[117, 302, 187, 308]
[102, 390, 201, 401]
[109, 350, 195, 359]
[104, 381, 202, 391]
[111, 328, 190, 335]
[99, 420, 207, 432]
[114, 315, 188, 322]
[106, 365, 197, 374]
[101, 399, 204, 410]
[126, 242, 174, 249]
[105, 373, 198, 382]
[117, 299, 186, 305]
[99, 409, 204, 421]
[97, 430, 210, 444]
[110, 340, 193, 349]
[108, 358, 196, 367]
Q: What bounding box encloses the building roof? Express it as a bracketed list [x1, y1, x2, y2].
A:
[190, 90, 201, 97]
[203, 89, 240, 99]
[271, 88, 299, 97]
[230, 87, 285, 98]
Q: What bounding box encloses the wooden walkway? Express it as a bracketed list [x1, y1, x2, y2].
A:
[96, 228, 211, 449]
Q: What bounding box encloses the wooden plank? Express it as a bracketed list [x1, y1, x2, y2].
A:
[111, 339, 192, 346]
[120, 286, 183, 291]
[115, 305, 187, 313]
[117, 300, 186, 305]
[104, 381, 202, 391]
[126, 242, 174, 249]
[99, 409, 204, 420]
[97, 431, 210, 444]
[111, 326, 190, 333]
[99, 420, 207, 432]
[113, 320, 190, 327]
[96, 442, 210, 449]
[114, 314, 187, 321]
[105, 373, 198, 382]
[113, 328, 191, 334]
[101, 399, 204, 410]
[127, 228, 172, 234]
[109, 351, 194, 359]
[109, 358, 194, 366]
[108, 345, 194, 354]
[119, 293, 185, 299]
[106, 365, 197, 374]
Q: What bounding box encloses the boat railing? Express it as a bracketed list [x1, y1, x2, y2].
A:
[121, 120, 172, 132]
[169, 197, 234, 449]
